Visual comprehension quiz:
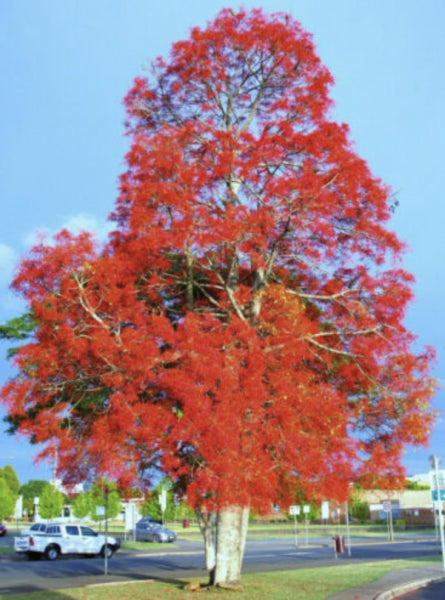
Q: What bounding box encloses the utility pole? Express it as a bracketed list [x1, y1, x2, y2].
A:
[104, 485, 109, 576]
[430, 455, 445, 573]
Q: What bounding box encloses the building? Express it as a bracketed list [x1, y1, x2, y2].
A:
[362, 489, 434, 526]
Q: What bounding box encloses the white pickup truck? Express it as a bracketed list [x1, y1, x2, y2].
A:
[14, 522, 120, 560]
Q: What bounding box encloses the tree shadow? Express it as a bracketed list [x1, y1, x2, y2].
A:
[0, 587, 75, 599]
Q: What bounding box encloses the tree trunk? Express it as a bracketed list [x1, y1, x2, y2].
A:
[195, 508, 217, 584]
[213, 505, 249, 587]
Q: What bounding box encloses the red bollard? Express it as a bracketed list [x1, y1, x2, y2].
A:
[333, 535, 346, 554]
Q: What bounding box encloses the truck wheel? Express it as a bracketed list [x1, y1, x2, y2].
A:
[45, 545, 60, 561]
[100, 544, 114, 559]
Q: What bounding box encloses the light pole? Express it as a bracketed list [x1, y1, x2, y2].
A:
[104, 485, 109, 576]
[430, 454, 445, 573]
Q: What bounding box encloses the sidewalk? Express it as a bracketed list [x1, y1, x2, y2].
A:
[327, 564, 444, 600]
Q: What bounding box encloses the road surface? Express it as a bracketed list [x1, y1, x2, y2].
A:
[0, 535, 441, 595]
[397, 580, 445, 599]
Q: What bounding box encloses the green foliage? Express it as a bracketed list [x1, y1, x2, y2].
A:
[19, 480, 49, 517]
[350, 500, 370, 523]
[300, 504, 320, 523]
[103, 489, 122, 520]
[0, 478, 16, 520]
[140, 479, 175, 522]
[405, 480, 430, 490]
[348, 484, 370, 523]
[285, 504, 320, 523]
[38, 483, 65, 519]
[0, 313, 36, 358]
[176, 500, 195, 521]
[72, 491, 92, 519]
[0, 465, 20, 495]
[73, 480, 122, 522]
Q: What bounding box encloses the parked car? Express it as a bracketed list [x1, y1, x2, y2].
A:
[21, 522, 48, 536]
[14, 522, 120, 560]
[134, 521, 176, 543]
[137, 515, 161, 525]
[0, 522, 7, 537]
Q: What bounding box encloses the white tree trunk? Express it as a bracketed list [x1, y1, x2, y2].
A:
[213, 505, 249, 587]
[195, 509, 217, 584]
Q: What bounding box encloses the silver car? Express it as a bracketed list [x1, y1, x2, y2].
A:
[135, 521, 176, 543]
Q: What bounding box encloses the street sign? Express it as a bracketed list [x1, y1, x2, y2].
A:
[382, 501, 391, 513]
[321, 501, 329, 520]
[430, 469, 445, 491]
[14, 495, 23, 519]
[289, 505, 300, 516]
[159, 489, 167, 513]
[431, 490, 445, 501]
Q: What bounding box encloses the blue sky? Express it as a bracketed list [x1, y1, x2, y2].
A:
[1, 0, 444, 484]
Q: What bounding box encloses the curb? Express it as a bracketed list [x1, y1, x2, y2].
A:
[375, 575, 445, 600]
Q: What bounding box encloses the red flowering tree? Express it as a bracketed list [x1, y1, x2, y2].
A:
[1, 8, 436, 586]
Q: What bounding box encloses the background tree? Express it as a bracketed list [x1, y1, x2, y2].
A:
[405, 480, 430, 491]
[0, 478, 16, 520]
[140, 479, 175, 522]
[349, 496, 370, 524]
[0, 313, 36, 358]
[0, 8, 436, 587]
[175, 499, 195, 522]
[0, 465, 20, 496]
[71, 490, 92, 520]
[89, 481, 122, 522]
[38, 483, 64, 520]
[19, 480, 48, 519]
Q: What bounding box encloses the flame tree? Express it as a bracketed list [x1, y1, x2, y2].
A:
[1, 8, 436, 586]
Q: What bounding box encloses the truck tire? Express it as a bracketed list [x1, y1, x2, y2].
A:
[100, 544, 114, 559]
[44, 545, 60, 561]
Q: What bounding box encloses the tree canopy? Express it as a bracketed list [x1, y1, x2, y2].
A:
[38, 483, 65, 519]
[19, 479, 48, 517]
[0, 7, 436, 585]
[0, 478, 16, 520]
[0, 465, 19, 520]
[0, 465, 20, 495]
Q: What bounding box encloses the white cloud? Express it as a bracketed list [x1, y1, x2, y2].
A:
[23, 212, 114, 247]
[1, 214, 114, 316]
[1, 213, 115, 316]
[60, 213, 114, 242]
[0, 242, 23, 316]
[0, 242, 17, 283]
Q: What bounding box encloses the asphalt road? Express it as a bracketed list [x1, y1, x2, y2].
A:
[0, 535, 442, 596]
[397, 580, 445, 599]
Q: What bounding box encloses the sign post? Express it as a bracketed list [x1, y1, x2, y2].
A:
[289, 505, 300, 546]
[382, 500, 394, 542]
[345, 502, 351, 557]
[303, 505, 310, 545]
[321, 501, 329, 524]
[430, 455, 445, 573]
[159, 488, 167, 526]
[33, 497, 39, 522]
[383, 500, 394, 542]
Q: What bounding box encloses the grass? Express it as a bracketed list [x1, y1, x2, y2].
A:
[0, 558, 439, 600]
[175, 522, 435, 542]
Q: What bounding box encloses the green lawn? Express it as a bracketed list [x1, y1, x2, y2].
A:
[0, 558, 438, 600]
